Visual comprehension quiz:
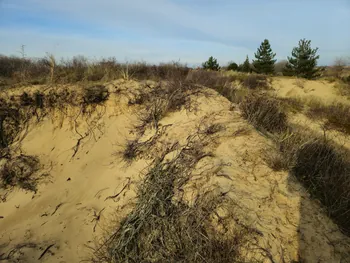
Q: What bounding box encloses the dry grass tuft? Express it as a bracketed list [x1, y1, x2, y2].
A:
[239, 94, 288, 133]
[293, 140, 350, 234]
[335, 82, 350, 97]
[92, 136, 258, 262]
[133, 81, 204, 134]
[242, 75, 269, 90]
[265, 128, 350, 235]
[307, 100, 350, 134]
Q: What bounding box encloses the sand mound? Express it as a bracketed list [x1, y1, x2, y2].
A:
[1, 80, 349, 262]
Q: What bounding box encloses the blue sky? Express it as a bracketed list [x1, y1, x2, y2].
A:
[0, 0, 349, 66]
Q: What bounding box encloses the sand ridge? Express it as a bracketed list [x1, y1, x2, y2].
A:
[1, 79, 350, 262]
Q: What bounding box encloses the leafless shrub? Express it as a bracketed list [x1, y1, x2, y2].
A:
[239, 94, 287, 133]
[0, 155, 40, 192]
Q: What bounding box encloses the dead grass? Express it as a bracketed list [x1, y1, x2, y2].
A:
[307, 100, 350, 134]
[132, 81, 204, 134]
[92, 136, 259, 262]
[335, 82, 350, 97]
[239, 94, 288, 134]
[265, 128, 350, 235]
[277, 96, 304, 113]
[242, 75, 269, 90]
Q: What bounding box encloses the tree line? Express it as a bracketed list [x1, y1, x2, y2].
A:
[202, 38, 320, 79]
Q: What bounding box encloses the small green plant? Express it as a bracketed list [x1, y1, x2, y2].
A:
[202, 56, 220, 71]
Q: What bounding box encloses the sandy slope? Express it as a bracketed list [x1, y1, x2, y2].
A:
[1, 80, 350, 262]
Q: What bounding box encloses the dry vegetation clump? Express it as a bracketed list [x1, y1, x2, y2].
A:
[306, 100, 350, 134]
[133, 81, 204, 134]
[92, 136, 258, 263]
[292, 140, 350, 234]
[239, 94, 288, 133]
[335, 82, 350, 97]
[0, 105, 20, 150]
[0, 155, 40, 192]
[83, 85, 109, 104]
[0, 55, 191, 86]
[265, 128, 350, 235]
[276, 96, 304, 113]
[242, 74, 269, 90]
[120, 125, 171, 164]
[186, 70, 240, 89]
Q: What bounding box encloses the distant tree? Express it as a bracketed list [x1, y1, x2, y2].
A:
[239, 56, 252, 73]
[284, 39, 320, 79]
[252, 39, 276, 74]
[227, 61, 238, 71]
[274, 60, 288, 75]
[202, 56, 220, 71]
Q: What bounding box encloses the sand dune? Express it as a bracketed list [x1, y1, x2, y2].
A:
[1, 79, 350, 262]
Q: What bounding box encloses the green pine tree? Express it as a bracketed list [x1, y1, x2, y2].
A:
[284, 39, 320, 79]
[252, 39, 276, 74]
[202, 56, 220, 71]
[239, 56, 251, 73]
[227, 61, 238, 71]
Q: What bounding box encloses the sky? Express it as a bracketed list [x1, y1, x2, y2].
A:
[0, 0, 349, 66]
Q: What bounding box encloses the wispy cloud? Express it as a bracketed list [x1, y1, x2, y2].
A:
[1, 0, 349, 65]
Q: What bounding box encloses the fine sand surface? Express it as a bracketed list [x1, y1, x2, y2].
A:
[1, 79, 350, 262]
